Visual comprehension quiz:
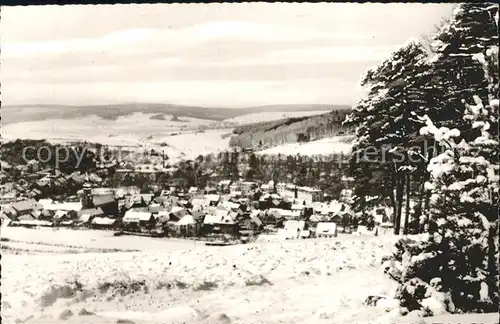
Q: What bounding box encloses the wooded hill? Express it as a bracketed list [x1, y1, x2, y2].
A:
[2, 103, 347, 125]
[229, 108, 354, 149]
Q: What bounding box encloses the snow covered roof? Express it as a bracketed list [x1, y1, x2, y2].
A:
[170, 206, 185, 214]
[54, 210, 67, 219]
[316, 222, 337, 235]
[259, 193, 271, 201]
[222, 201, 240, 210]
[250, 210, 262, 217]
[203, 214, 222, 225]
[291, 204, 305, 210]
[93, 195, 116, 207]
[309, 214, 329, 222]
[14, 220, 53, 227]
[91, 217, 117, 225]
[284, 220, 305, 231]
[176, 214, 196, 226]
[205, 194, 220, 202]
[10, 199, 41, 212]
[123, 210, 153, 222]
[78, 207, 104, 217]
[298, 186, 322, 193]
[39, 200, 82, 211]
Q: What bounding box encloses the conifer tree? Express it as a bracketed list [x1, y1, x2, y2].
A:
[345, 39, 433, 233]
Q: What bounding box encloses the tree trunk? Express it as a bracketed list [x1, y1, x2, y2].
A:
[415, 171, 428, 233]
[395, 177, 404, 235]
[487, 219, 499, 308]
[390, 168, 398, 232]
[392, 171, 405, 235]
[403, 174, 411, 235]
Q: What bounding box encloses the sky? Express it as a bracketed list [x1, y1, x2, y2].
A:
[1, 3, 454, 108]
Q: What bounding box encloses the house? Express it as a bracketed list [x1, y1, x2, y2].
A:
[27, 189, 42, 199]
[339, 189, 354, 203]
[291, 203, 305, 212]
[239, 210, 263, 233]
[205, 194, 221, 206]
[260, 183, 273, 193]
[53, 210, 75, 222]
[174, 214, 200, 237]
[221, 201, 240, 211]
[11, 219, 53, 228]
[0, 192, 17, 204]
[78, 207, 105, 224]
[262, 212, 284, 227]
[148, 203, 164, 214]
[13, 165, 28, 176]
[240, 181, 257, 194]
[39, 199, 82, 212]
[125, 194, 149, 209]
[210, 211, 239, 236]
[218, 179, 232, 193]
[26, 159, 40, 173]
[122, 210, 155, 231]
[308, 214, 330, 223]
[53, 176, 69, 193]
[93, 194, 119, 215]
[203, 186, 217, 194]
[230, 191, 243, 198]
[153, 195, 170, 206]
[203, 209, 228, 225]
[18, 213, 37, 221]
[1, 161, 12, 172]
[155, 210, 170, 223]
[188, 187, 199, 195]
[140, 194, 154, 205]
[278, 220, 306, 240]
[8, 199, 42, 220]
[315, 222, 338, 238]
[1, 213, 12, 226]
[169, 206, 186, 221]
[191, 196, 207, 211]
[37, 209, 54, 221]
[90, 217, 118, 230]
[296, 186, 323, 203]
[0, 172, 8, 184]
[190, 210, 205, 223]
[276, 183, 296, 199]
[91, 187, 114, 196]
[229, 182, 241, 194]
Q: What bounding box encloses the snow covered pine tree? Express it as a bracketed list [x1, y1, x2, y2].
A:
[382, 3, 499, 317]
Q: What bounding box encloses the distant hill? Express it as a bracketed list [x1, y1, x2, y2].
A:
[1, 103, 349, 125]
[229, 108, 355, 150]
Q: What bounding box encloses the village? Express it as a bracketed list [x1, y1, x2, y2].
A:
[0, 155, 389, 245]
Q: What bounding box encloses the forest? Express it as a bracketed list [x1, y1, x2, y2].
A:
[345, 3, 498, 314]
[229, 108, 354, 149]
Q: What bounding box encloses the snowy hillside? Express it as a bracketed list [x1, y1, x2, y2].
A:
[224, 110, 330, 125]
[256, 135, 354, 156]
[3, 230, 402, 324]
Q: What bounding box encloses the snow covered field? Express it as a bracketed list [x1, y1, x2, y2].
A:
[257, 135, 354, 156]
[1, 113, 232, 162]
[2, 227, 404, 324]
[2, 228, 497, 324]
[224, 110, 329, 125]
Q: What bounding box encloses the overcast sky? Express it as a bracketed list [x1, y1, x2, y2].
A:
[2, 3, 454, 108]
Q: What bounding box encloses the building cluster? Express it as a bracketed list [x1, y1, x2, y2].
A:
[1, 172, 354, 241]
